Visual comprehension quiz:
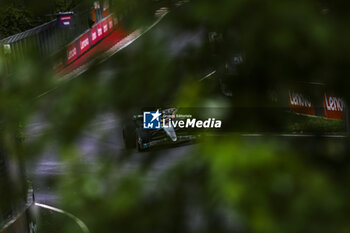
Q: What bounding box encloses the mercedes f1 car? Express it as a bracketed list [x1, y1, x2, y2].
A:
[122, 108, 198, 151]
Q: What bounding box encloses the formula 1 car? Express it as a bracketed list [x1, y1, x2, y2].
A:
[122, 108, 197, 151]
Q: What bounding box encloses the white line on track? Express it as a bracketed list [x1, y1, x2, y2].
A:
[199, 70, 216, 82]
[35, 202, 90, 233]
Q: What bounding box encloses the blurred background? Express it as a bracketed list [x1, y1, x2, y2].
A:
[1, 0, 350, 233]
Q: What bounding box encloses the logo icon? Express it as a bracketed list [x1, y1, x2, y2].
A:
[143, 110, 162, 129]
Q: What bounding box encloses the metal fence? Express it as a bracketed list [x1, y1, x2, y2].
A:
[0, 1, 134, 73]
[0, 3, 96, 67]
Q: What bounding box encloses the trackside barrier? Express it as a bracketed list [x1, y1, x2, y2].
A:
[289, 91, 316, 116]
[288, 89, 346, 120]
[323, 94, 345, 119]
[0, 203, 35, 233]
[59, 14, 119, 69]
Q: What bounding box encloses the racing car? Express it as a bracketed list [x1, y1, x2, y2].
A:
[122, 108, 198, 151]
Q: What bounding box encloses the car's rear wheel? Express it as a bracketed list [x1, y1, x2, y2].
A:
[123, 122, 136, 149]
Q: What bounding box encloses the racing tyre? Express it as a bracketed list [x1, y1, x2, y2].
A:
[123, 122, 136, 149]
[136, 128, 151, 152]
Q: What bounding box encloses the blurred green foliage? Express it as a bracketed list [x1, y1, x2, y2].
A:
[1, 0, 350, 233]
[0, 0, 78, 38]
[0, 5, 42, 38]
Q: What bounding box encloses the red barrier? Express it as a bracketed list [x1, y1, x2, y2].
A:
[288, 91, 316, 116]
[102, 19, 109, 37]
[79, 32, 90, 55]
[64, 15, 114, 66]
[287, 89, 346, 120]
[61, 14, 122, 68]
[324, 94, 345, 119]
[96, 22, 104, 40]
[67, 42, 78, 64]
[90, 27, 98, 45]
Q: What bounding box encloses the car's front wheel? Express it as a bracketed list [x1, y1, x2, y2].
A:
[136, 129, 151, 152]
